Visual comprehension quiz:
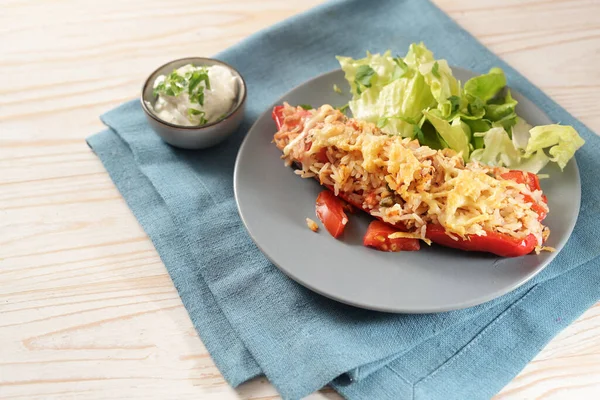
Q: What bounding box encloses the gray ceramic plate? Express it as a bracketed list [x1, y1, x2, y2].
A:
[234, 68, 580, 313]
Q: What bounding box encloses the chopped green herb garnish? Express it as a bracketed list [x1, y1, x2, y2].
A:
[431, 61, 441, 78]
[153, 66, 211, 107]
[188, 108, 203, 115]
[354, 65, 375, 94]
[379, 196, 394, 207]
[187, 108, 207, 125]
[188, 68, 210, 106]
[333, 84, 342, 94]
[336, 103, 350, 115]
[153, 81, 166, 97]
[156, 71, 185, 97]
[393, 56, 408, 71]
[168, 71, 186, 89]
[299, 104, 313, 110]
[189, 88, 205, 106]
[188, 69, 210, 94]
[391, 57, 409, 81]
[447, 95, 461, 114]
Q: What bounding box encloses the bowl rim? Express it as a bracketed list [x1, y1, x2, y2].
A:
[140, 57, 247, 130]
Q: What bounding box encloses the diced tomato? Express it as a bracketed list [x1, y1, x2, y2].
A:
[315, 148, 329, 163]
[526, 172, 542, 192]
[272, 106, 286, 130]
[363, 220, 421, 252]
[500, 170, 541, 190]
[526, 195, 547, 221]
[303, 142, 328, 163]
[272, 105, 312, 131]
[500, 170, 547, 221]
[425, 225, 537, 257]
[364, 192, 379, 208]
[322, 184, 407, 229]
[316, 190, 349, 238]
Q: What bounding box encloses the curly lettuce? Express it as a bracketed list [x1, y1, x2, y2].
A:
[336, 43, 585, 173]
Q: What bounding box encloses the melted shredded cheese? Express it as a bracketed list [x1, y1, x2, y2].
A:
[274, 103, 550, 250]
[388, 231, 432, 245]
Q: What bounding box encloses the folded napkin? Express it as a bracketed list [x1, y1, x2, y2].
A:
[87, 0, 600, 398]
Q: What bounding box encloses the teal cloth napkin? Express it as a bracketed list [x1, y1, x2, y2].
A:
[87, 0, 600, 399]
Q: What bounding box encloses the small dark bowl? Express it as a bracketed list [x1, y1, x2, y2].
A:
[140, 57, 247, 149]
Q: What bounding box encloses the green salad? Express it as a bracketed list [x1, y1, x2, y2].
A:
[336, 43, 584, 173]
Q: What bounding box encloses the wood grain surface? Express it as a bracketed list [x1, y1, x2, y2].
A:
[1, 0, 599, 398]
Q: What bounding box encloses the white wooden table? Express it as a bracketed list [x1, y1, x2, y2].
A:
[1, 0, 599, 398]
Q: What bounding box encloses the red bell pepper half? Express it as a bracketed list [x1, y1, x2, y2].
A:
[426, 170, 548, 257]
[272, 106, 546, 257]
[425, 225, 538, 258]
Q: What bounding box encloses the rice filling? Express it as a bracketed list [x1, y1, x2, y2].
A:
[273, 103, 549, 248]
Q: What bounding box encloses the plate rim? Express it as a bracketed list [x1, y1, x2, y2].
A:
[233, 67, 581, 313]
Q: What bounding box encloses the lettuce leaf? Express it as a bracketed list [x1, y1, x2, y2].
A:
[484, 89, 518, 134]
[403, 42, 435, 69]
[511, 117, 533, 150]
[423, 109, 470, 160]
[517, 150, 550, 174]
[485, 90, 517, 121]
[413, 122, 447, 150]
[336, 51, 402, 96]
[419, 59, 460, 107]
[349, 71, 435, 137]
[463, 118, 492, 150]
[440, 95, 462, 118]
[469, 123, 584, 173]
[336, 43, 584, 174]
[463, 67, 506, 102]
[470, 127, 521, 169]
[338, 50, 436, 137]
[525, 125, 585, 170]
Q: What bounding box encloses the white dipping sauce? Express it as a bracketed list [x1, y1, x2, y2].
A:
[147, 64, 238, 126]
